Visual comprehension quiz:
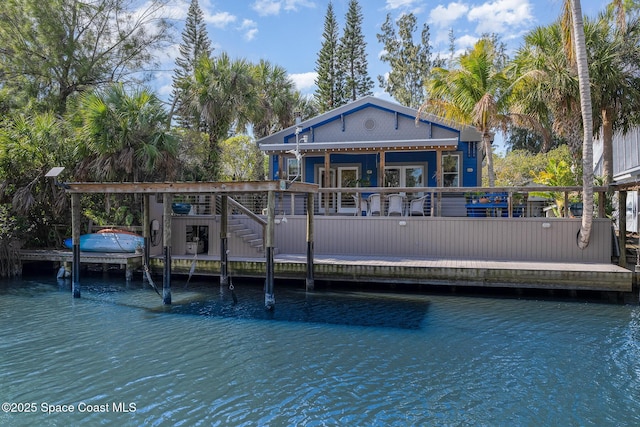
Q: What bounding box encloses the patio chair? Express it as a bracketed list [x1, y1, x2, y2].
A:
[387, 194, 405, 216]
[367, 193, 381, 216]
[409, 195, 428, 216]
[351, 194, 368, 216]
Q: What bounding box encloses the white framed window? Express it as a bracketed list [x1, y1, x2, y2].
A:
[287, 158, 300, 181]
[384, 165, 424, 188]
[442, 153, 460, 187]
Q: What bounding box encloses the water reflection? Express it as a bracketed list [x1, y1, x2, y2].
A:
[165, 287, 430, 329]
[2, 275, 640, 426]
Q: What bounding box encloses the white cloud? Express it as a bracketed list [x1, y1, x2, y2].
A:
[289, 72, 317, 92]
[429, 2, 469, 28]
[252, 0, 281, 16]
[385, 0, 418, 9]
[240, 19, 259, 41]
[252, 0, 315, 17]
[207, 11, 237, 28]
[468, 0, 533, 34]
[456, 34, 478, 50]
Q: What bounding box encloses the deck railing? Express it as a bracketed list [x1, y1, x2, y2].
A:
[170, 186, 610, 219]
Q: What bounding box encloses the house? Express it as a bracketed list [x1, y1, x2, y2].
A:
[258, 96, 485, 215]
[596, 127, 640, 232]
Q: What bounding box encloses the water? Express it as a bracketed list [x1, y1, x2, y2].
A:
[1, 275, 640, 426]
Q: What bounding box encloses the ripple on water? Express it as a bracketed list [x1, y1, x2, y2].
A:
[1, 277, 640, 426]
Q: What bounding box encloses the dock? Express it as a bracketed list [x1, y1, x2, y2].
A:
[155, 253, 633, 294]
[20, 249, 143, 281]
[18, 249, 633, 297]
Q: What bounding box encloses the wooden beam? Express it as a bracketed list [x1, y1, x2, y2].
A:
[324, 152, 330, 216]
[64, 181, 318, 194]
[378, 151, 385, 187]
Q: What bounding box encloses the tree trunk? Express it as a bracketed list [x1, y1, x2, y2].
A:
[484, 132, 495, 187]
[601, 106, 614, 185]
[571, 0, 594, 250]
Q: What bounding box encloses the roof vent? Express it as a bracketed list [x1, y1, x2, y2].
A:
[364, 118, 376, 131]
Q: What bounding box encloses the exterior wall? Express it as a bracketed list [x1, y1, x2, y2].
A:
[613, 127, 640, 177]
[273, 216, 613, 263]
[268, 102, 481, 186]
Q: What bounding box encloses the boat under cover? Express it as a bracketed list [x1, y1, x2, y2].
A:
[64, 232, 144, 253]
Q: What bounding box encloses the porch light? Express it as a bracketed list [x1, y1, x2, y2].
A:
[398, 221, 407, 227]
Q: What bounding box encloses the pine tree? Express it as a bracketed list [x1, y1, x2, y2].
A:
[170, 0, 212, 129]
[377, 13, 441, 108]
[338, 0, 373, 102]
[314, 1, 344, 113]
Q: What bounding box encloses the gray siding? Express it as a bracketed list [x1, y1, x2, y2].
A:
[274, 217, 612, 263]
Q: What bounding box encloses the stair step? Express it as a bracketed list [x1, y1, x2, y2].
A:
[242, 233, 260, 242]
[234, 229, 253, 236]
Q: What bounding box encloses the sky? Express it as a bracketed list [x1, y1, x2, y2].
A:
[152, 0, 610, 103]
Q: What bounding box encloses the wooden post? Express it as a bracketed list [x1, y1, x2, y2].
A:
[436, 150, 443, 217]
[598, 191, 606, 218]
[71, 193, 81, 298]
[378, 151, 385, 187]
[220, 194, 229, 287]
[265, 190, 276, 310]
[306, 192, 315, 291]
[143, 194, 150, 282]
[619, 190, 627, 268]
[324, 151, 330, 216]
[162, 194, 172, 305]
[564, 192, 569, 217]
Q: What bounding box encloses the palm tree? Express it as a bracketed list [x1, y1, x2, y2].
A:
[251, 60, 297, 140]
[419, 38, 510, 187]
[75, 84, 179, 182]
[508, 24, 582, 155]
[566, 0, 594, 250]
[182, 53, 257, 180]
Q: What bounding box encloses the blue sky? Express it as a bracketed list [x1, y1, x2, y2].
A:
[153, 0, 610, 101]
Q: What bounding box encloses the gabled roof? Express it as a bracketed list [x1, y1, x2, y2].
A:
[258, 95, 482, 149]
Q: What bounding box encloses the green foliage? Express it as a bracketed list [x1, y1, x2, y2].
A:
[338, 0, 374, 101]
[531, 146, 581, 216]
[314, 1, 345, 112]
[170, 0, 213, 130]
[183, 53, 257, 180]
[74, 84, 179, 182]
[377, 13, 442, 108]
[422, 37, 510, 186]
[219, 135, 265, 181]
[0, 0, 173, 113]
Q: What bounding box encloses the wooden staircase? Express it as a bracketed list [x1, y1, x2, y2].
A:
[228, 218, 274, 255]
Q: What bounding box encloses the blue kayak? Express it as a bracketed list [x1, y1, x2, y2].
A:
[64, 232, 144, 253]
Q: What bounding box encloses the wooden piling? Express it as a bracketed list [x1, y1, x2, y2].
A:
[220, 195, 229, 287]
[265, 190, 276, 309]
[143, 194, 150, 281]
[162, 194, 172, 304]
[619, 190, 627, 268]
[306, 192, 315, 291]
[71, 193, 81, 298]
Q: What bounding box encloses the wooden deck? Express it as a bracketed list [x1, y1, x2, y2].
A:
[18, 249, 633, 294]
[158, 253, 633, 293]
[20, 249, 143, 280]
